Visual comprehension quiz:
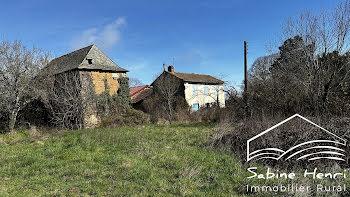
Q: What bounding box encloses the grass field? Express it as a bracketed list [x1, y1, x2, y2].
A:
[0, 122, 256, 196]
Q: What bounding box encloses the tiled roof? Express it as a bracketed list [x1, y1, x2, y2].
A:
[130, 85, 149, 96]
[169, 72, 224, 84]
[131, 88, 153, 104]
[41, 45, 128, 75]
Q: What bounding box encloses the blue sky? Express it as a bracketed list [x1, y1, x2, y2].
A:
[0, 0, 338, 87]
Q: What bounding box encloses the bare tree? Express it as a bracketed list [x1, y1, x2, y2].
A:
[261, 1, 350, 115]
[46, 71, 86, 130]
[129, 77, 143, 87]
[279, 0, 350, 55]
[152, 72, 181, 123]
[281, 11, 318, 47]
[0, 40, 50, 131]
[333, 0, 350, 53]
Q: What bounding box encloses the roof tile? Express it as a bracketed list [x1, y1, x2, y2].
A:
[169, 72, 224, 84]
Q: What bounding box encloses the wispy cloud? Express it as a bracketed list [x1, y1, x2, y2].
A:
[179, 49, 208, 65]
[125, 61, 147, 72]
[122, 60, 160, 84]
[70, 17, 126, 51]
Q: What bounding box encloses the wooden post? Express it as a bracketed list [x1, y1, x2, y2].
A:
[244, 41, 247, 93]
[244, 41, 249, 117]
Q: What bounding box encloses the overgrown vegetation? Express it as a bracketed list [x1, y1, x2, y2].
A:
[152, 72, 183, 123]
[100, 108, 150, 127]
[96, 77, 149, 128]
[116, 77, 132, 108]
[208, 3, 350, 196]
[246, 36, 350, 118]
[0, 122, 243, 196]
[244, 0, 350, 118]
[0, 40, 50, 132]
[1, 122, 349, 196]
[143, 93, 190, 124]
[47, 70, 88, 130]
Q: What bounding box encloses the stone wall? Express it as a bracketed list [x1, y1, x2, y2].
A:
[91, 71, 120, 95]
[79, 70, 128, 128]
[79, 70, 100, 128]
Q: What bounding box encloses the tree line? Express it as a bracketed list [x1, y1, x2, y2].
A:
[246, 0, 350, 118]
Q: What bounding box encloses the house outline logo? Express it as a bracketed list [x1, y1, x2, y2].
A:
[247, 114, 347, 162]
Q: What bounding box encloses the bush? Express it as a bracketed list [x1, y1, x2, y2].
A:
[0, 110, 9, 132]
[100, 108, 150, 128]
[142, 94, 190, 123]
[189, 107, 222, 122]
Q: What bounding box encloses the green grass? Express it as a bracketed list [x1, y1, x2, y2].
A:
[0, 122, 253, 196]
[2, 122, 347, 196]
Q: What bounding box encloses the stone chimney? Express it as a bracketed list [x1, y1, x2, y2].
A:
[163, 63, 166, 71]
[168, 65, 174, 73]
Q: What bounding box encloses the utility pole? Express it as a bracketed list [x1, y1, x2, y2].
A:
[244, 41, 249, 117]
[244, 41, 247, 93]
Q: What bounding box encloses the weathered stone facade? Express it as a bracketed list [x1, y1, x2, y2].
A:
[91, 72, 119, 94]
[79, 70, 100, 128]
[42, 44, 129, 128]
[90, 71, 126, 95]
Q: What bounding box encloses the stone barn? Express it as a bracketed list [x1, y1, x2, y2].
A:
[41, 44, 129, 128]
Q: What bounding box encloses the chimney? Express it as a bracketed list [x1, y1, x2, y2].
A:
[168, 65, 174, 73]
[163, 63, 166, 71]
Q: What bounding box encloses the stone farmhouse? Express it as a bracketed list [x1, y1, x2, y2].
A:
[45, 44, 128, 94]
[39, 44, 225, 129]
[41, 44, 129, 128]
[152, 65, 225, 111]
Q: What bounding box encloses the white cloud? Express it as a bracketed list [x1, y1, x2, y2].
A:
[180, 49, 208, 65]
[70, 17, 126, 51]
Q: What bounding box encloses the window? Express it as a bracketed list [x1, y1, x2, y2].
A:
[204, 85, 208, 95]
[112, 73, 120, 80]
[87, 58, 93, 64]
[193, 103, 199, 111]
[193, 84, 197, 96]
[206, 103, 210, 108]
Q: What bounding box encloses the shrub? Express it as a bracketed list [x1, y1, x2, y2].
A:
[173, 109, 191, 122]
[190, 107, 221, 122]
[142, 94, 190, 123]
[100, 108, 150, 128]
[0, 110, 9, 132]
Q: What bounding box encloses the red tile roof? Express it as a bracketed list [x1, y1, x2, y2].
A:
[132, 88, 153, 104]
[130, 85, 149, 96]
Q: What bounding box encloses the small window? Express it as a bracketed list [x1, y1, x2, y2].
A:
[87, 59, 93, 64]
[206, 103, 210, 108]
[204, 85, 208, 95]
[193, 84, 197, 96]
[112, 73, 119, 80]
[193, 103, 199, 111]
